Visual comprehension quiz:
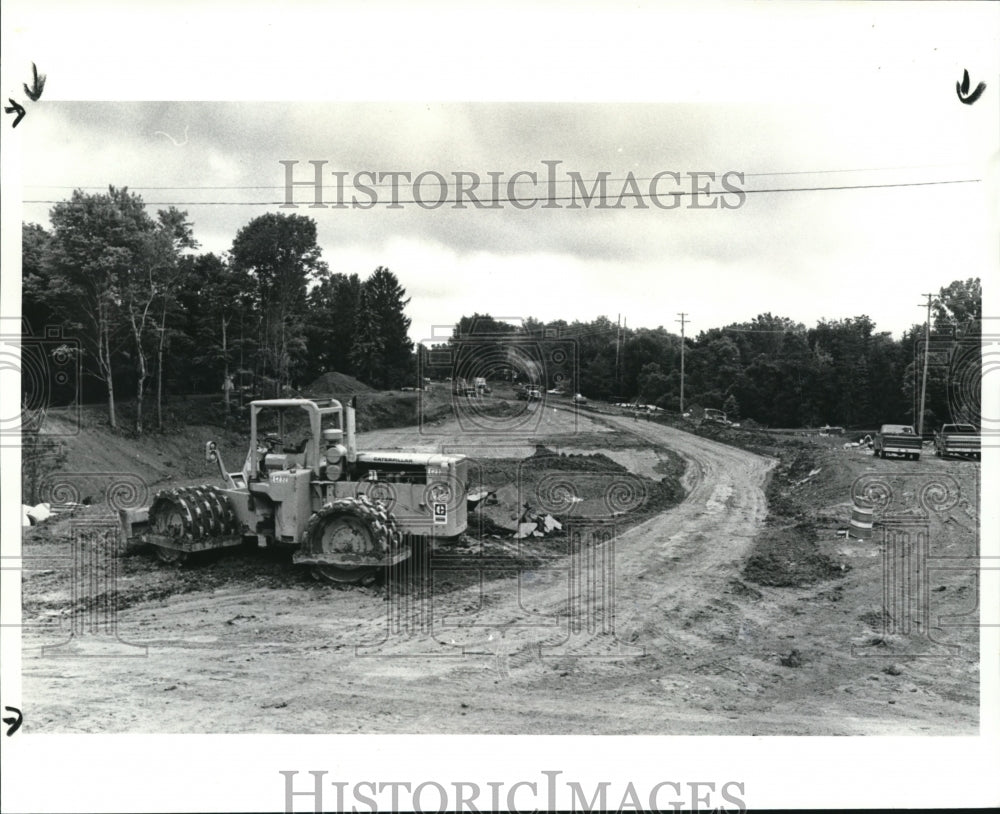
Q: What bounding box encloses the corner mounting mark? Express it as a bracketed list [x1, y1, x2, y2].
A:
[956, 69, 986, 105]
[3, 706, 23, 736]
[5, 62, 45, 128]
[4, 99, 25, 127]
[24, 62, 46, 102]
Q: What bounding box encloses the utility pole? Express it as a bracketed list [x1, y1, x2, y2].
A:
[676, 312, 688, 414]
[622, 316, 627, 397]
[917, 293, 934, 436]
[614, 314, 621, 395]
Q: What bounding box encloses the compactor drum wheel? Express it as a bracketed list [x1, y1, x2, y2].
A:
[297, 496, 405, 585]
[151, 501, 190, 564]
[147, 485, 239, 564]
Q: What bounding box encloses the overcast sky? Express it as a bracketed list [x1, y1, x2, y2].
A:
[13, 9, 998, 348]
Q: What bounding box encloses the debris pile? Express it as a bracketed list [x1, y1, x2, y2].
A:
[842, 435, 873, 450]
[792, 467, 822, 489]
[513, 503, 564, 539]
[21, 502, 85, 527]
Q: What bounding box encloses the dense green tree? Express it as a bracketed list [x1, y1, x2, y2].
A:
[351, 267, 414, 388]
[638, 362, 671, 404]
[230, 213, 327, 392]
[447, 313, 519, 384]
[303, 272, 362, 383]
[21, 222, 53, 334]
[46, 187, 186, 429]
[933, 278, 981, 336]
[168, 253, 252, 401]
[152, 208, 199, 427]
[687, 334, 741, 407]
[621, 329, 676, 397]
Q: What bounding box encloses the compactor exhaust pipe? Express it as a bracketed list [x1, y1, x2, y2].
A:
[346, 397, 358, 464]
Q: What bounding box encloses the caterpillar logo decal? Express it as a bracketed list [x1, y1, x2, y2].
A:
[433, 502, 448, 524]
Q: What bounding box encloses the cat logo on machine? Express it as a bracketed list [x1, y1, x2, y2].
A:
[433, 502, 448, 524]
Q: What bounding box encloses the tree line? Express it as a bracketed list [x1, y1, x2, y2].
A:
[422, 278, 981, 430]
[22, 186, 981, 433]
[22, 187, 414, 431]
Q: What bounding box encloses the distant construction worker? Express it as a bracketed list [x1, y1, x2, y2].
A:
[222, 374, 234, 410]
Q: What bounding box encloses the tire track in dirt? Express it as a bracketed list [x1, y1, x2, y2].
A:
[349, 415, 774, 671]
[287, 414, 778, 730]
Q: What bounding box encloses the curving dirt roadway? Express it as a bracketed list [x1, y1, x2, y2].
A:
[22, 409, 974, 734]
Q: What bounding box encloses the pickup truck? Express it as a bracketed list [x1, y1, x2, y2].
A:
[873, 424, 922, 460]
[934, 424, 981, 460]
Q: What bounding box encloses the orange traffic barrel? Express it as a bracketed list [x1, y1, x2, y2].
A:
[849, 499, 874, 540]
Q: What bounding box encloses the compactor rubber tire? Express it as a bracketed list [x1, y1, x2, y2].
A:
[311, 563, 379, 585]
[302, 496, 403, 585]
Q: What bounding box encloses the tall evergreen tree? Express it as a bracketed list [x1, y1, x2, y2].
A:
[350, 267, 413, 389]
[303, 271, 362, 383]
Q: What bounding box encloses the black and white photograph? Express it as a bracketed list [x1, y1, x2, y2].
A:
[2, 2, 998, 812]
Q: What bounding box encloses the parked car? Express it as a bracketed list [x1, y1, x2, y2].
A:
[572, 394, 588, 404]
[703, 408, 730, 425]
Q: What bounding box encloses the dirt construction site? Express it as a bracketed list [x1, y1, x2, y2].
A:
[19, 389, 981, 734]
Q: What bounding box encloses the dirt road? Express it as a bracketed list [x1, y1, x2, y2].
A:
[21, 409, 977, 734]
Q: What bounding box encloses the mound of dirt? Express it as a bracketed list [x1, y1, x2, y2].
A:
[467, 447, 685, 543]
[354, 391, 528, 433]
[742, 523, 848, 587]
[306, 371, 376, 396]
[526, 447, 626, 472]
[692, 421, 811, 457]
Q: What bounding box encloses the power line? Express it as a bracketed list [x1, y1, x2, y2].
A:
[721, 327, 809, 334]
[740, 161, 976, 178]
[21, 177, 982, 206]
[23, 161, 978, 191]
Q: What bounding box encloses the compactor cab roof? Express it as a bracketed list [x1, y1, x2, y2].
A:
[250, 397, 343, 416]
